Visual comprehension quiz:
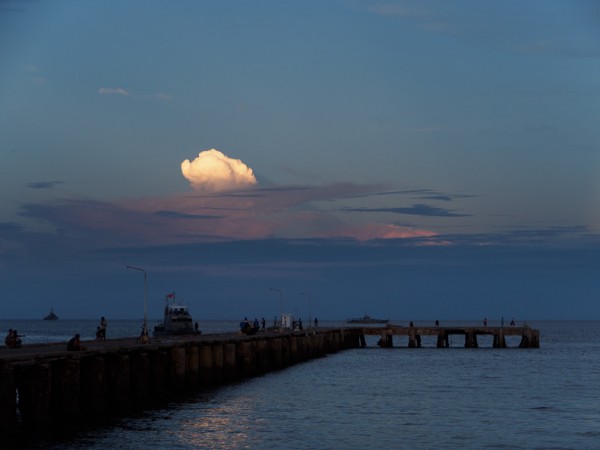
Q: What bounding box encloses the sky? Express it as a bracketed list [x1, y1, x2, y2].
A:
[1, 0, 599, 321]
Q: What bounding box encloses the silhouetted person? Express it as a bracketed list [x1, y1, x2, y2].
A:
[99, 316, 107, 339]
[67, 334, 85, 351]
[314, 317, 318, 327]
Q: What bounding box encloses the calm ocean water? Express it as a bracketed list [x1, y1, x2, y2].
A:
[4, 320, 600, 449]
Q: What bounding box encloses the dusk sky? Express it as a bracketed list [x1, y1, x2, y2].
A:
[1, 0, 599, 321]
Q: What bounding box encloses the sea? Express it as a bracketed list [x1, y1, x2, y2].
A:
[2, 319, 599, 450]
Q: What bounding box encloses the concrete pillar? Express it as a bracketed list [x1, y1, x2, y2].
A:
[170, 347, 187, 391]
[281, 337, 290, 367]
[49, 357, 80, 428]
[106, 353, 131, 414]
[15, 363, 52, 435]
[238, 341, 254, 378]
[436, 331, 448, 348]
[408, 332, 417, 348]
[130, 352, 151, 406]
[359, 334, 367, 348]
[80, 356, 108, 418]
[149, 350, 169, 402]
[295, 335, 305, 361]
[493, 333, 506, 348]
[223, 343, 237, 381]
[212, 343, 224, 383]
[379, 334, 393, 348]
[289, 336, 298, 364]
[255, 339, 268, 374]
[465, 331, 478, 348]
[198, 344, 213, 383]
[316, 333, 325, 355]
[186, 345, 199, 388]
[531, 330, 540, 348]
[0, 364, 16, 441]
[269, 338, 282, 369]
[328, 332, 339, 353]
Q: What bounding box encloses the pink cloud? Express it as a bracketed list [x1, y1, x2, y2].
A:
[324, 223, 438, 241]
[23, 183, 441, 247]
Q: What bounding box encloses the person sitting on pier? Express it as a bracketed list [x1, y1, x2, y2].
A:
[5, 329, 22, 348]
[67, 334, 85, 351]
[4, 329, 13, 347]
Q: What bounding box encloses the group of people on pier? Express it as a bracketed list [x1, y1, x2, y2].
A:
[240, 317, 265, 335]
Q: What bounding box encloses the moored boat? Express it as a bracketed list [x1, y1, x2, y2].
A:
[153, 292, 199, 336]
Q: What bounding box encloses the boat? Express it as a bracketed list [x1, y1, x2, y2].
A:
[347, 314, 388, 324]
[43, 307, 59, 320]
[153, 292, 199, 336]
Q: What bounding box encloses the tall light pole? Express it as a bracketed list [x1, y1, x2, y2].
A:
[270, 288, 283, 327]
[127, 265, 148, 342]
[301, 292, 311, 329]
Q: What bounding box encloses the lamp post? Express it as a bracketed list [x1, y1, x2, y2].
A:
[127, 265, 149, 343]
[301, 292, 311, 330]
[270, 288, 283, 327]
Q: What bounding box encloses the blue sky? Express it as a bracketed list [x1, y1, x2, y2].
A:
[1, 0, 599, 321]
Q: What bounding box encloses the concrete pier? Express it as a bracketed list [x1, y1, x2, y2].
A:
[0, 328, 357, 448]
[360, 324, 540, 348]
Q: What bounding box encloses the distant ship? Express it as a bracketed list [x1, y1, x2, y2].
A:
[44, 307, 59, 320]
[347, 314, 388, 324]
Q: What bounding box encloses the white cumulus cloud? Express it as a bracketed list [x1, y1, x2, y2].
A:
[181, 149, 257, 192]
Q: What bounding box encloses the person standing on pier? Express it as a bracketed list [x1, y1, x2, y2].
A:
[99, 316, 107, 340]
